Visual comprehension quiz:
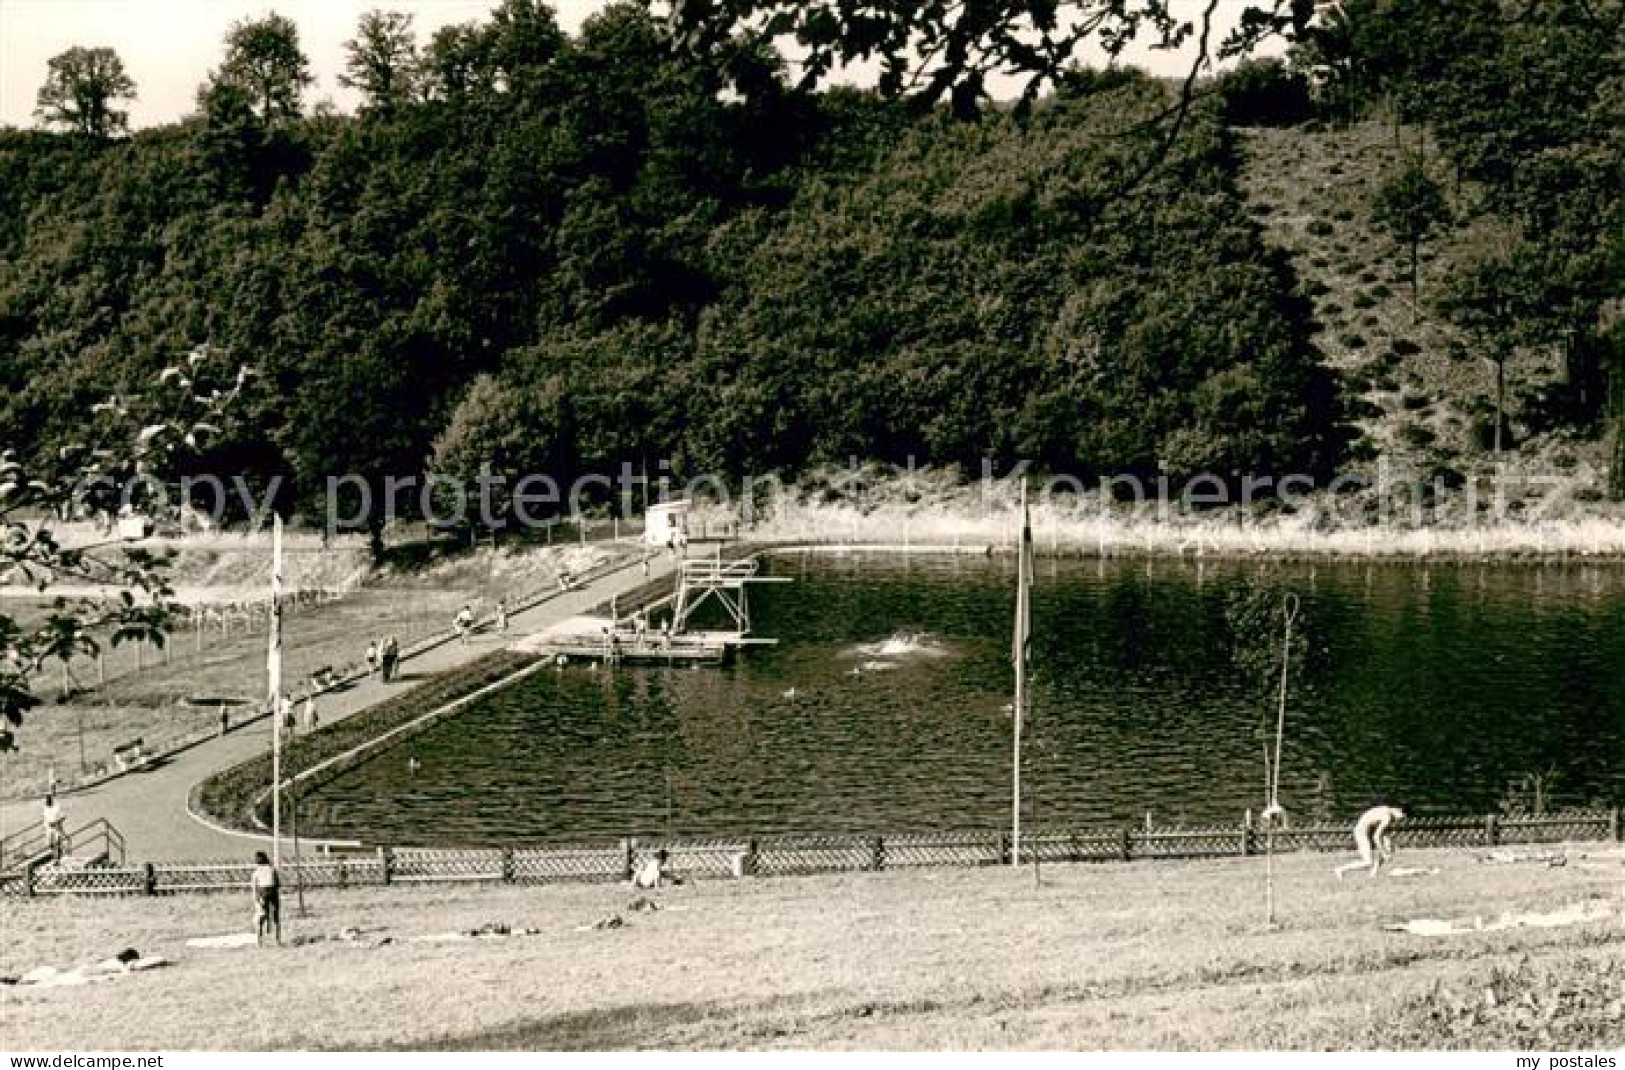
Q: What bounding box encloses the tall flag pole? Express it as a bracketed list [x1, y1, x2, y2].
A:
[268, 513, 283, 867]
[1011, 480, 1032, 868]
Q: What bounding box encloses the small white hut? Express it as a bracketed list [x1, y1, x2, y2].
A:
[644, 500, 691, 548]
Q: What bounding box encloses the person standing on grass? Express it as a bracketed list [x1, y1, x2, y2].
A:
[1334, 803, 1406, 879]
[42, 794, 66, 861]
[252, 851, 281, 946]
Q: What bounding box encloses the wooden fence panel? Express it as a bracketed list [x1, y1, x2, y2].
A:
[1130, 826, 1242, 859]
[755, 836, 875, 877]
[886, 832, 1001, 868]
[30, 866, 147, 896]
[1497, 812, 1612, 845]
[392, 848, 504, 883]
[511, 846, 625, 884]
[4, 809, 1618, 899]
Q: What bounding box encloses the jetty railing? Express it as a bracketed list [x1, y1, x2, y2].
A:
[3, 809, 1617, 899]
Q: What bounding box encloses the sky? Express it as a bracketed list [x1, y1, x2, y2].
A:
[0, 0, 1273, 131]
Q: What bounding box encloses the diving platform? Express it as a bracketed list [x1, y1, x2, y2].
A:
[515, 554, 788, 666]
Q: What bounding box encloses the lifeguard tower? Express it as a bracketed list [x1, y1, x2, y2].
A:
[645, 500, 690, 548]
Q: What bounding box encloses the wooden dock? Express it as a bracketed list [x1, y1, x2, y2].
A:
[536, 632, 735, 666]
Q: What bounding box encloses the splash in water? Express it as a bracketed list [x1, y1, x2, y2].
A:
[850, 631, 949, 660]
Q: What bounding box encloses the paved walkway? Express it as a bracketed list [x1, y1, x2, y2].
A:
[1, 553, 678, 862]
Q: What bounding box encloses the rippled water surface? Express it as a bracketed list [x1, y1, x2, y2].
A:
[306, 554, 1625, 845]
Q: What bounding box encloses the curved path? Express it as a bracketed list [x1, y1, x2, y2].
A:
[0, 553, 678, 862]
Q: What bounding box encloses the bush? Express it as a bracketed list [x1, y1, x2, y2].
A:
[1400, 422, 1437, 447]
[1215, 59, 1313, 127]
[1307, 218, 1335, 236]
[1429, 464, 1467, 489]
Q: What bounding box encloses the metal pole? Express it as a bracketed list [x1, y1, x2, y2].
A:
[291, 773, 307, 917]
[1265, 592, 1300, 928]
[1011, 482, 1030, 869]
[269, 515, 284, 868]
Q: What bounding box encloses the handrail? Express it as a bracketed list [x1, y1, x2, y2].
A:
[0, 817, 125, 872]
[0, 818, 42, 856]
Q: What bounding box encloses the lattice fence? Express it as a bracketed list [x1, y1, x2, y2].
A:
[1131, 825, 1246, 860]
[511, 846, 626, 884]
[286, 855, 387, 889]
[3, 809, 1617, 899]
[1496, 812, 1614, 845]
[391, 848, 504, 883]
[1266, 825, 1353, 854]
[28, 865, 148, 896]
[755, 836, 880, 877]
[1020, 830, 1126, 864]
[151, 860, 254, 894]
[886, 831, 1002, 868]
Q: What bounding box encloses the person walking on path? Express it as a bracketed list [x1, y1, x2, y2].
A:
[251, 851, 281, 946]
[494, 600, 509, 635]
[302, 689, 318, 733]
[454, 605, 474, 643]
[365, 640, 380, 677]
[42, 794, 66, 861]
[380, 635, 400, 682]
[1334, 803, 1406, 879]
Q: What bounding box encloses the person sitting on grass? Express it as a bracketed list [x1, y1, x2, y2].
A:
[252, 851, 281, 946]
[1334, 803, 1406, 879]
[632, 848, 681, 890]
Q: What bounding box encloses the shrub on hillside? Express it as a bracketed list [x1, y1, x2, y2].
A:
[1215, 59, 1313, 128]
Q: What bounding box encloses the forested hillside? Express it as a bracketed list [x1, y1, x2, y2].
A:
[1, 0, 1620, 541]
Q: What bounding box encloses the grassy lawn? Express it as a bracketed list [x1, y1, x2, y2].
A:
[1, 541, 621, 801]
[2, 845, 1620, 1050]
[1, 589, 471, 801]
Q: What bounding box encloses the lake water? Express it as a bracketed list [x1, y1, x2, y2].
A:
[303, 553, 1625, 846]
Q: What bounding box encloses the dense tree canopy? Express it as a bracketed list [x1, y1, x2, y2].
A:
[34, 46, 137, 138]
[5, 0, 1621, 530]
[208, 13, 314, 127]
[340, 10, 422, 117]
